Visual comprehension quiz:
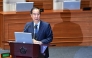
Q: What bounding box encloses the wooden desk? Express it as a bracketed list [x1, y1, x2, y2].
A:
[0, 10, 92, 49]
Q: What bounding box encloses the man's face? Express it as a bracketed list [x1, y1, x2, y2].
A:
[31, 9, 40, 22]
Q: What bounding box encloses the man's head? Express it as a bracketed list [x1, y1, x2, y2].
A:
[30, 7, 41, 23]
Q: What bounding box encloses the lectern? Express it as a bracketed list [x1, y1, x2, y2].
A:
[9, 42, 41, 58]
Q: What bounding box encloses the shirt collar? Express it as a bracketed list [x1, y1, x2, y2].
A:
[34, 21, 40, 29]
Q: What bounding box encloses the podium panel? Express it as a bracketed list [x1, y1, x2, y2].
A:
[9, 42, 40, 58]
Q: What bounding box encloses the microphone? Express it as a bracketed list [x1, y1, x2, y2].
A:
[34, 25, 37, 29]
[33, 25, 38, 40]
[24, 25, 30, 32]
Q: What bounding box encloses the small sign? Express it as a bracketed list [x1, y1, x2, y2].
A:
[1, 53, 10, 58]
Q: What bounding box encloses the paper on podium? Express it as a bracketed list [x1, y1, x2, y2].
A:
[40, 45, 47, 53]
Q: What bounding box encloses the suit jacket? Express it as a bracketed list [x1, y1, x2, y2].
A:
[24, 20, 53, 57]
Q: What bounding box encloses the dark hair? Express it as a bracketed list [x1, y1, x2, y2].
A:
[30, 7, 41, 14]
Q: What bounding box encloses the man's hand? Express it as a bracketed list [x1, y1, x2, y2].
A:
[33, 39, 42, 45]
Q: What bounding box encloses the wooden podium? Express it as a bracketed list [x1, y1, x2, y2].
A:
[9, 42, 41, 58]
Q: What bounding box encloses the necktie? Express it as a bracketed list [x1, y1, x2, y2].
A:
[34, 24, 38, 40]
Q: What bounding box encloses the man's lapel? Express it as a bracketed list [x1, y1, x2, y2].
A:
[37, 21, 43, 39]
[31, 22, 34, 38]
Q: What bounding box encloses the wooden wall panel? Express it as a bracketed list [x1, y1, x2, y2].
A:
[81, 0, 92, 8]
[0, 10, 92, 49]
[0, 0, 92, 11]
[0, 14, 3, 48]
[41, 10, 92, 46]
[26, 0, 53, 10]
[0, 0, 3, 11]
[0, 14, 4, 48]
[26, 0, 92, 9]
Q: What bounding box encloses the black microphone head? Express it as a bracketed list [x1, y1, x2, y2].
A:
[34, 25, 37, 29]
[24, 25, 30, 32]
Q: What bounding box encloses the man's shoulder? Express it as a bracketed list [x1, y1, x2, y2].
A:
[26, 22, 32, 25]
[41, 21, 49, 25]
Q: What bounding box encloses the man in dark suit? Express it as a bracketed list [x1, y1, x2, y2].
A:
[24, 7, 53, 58]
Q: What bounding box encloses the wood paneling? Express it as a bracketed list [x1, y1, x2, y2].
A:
[0, 10, 92, 49]
[0, 0, 92, 11]
[0, 0, 3, 11]
[81, 0, 92, 8]
[0, 13, 3, 48]
[26, 0, 92, 9]
[26, 0, 53, 10]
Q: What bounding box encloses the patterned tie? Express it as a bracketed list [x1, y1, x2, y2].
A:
[34, 24, 38, 40]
